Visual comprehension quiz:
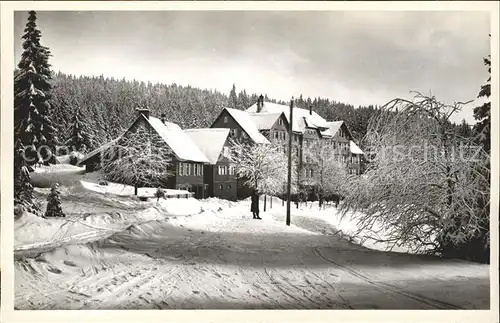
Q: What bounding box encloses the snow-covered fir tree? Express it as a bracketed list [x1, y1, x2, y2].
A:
[474, 53, 491, 154]
[65, 107, 92, 153]
[14, 11, 57, 165]
[45, 183, 65, 218]
[14, 163, 41, 216]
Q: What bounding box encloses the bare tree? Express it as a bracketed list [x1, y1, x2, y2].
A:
[101, 127, 174, 195]
[229, 139, 298, 197]
[341, 93, 490, 260]
[303, 140, 349, 208]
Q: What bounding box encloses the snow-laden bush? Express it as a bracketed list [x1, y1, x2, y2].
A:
[69, 151, 84, 166]
[341, 93, 490, 263]
[45, 183, 66, 218]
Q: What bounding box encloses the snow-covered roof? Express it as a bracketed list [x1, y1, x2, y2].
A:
[80, 116, 210, 165]
[78, 137, 120, 166]
[321, 121, 344, 137]
[248, 112, 283, 130]
[147, 117, 209, 163]
[185, 128, 230, 165]
[350, 141, 364, 155]
[224, 108, 269, 144]
[246, 101, 330, 133]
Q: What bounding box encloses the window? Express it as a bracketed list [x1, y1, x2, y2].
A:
[224, 116, 229, 124]
[223, 147, 230, 158]
[230, 129, 236, 137]
[228, 183, 232, 190]
[200, 166, 203, 176]
[220, 184, 224, 191]
[274, 131, 279, 139]
[279, 119, 283, 126]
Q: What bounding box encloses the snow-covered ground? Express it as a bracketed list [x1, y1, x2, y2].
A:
[15, 189, 490, 310]
[13, 164, 490, 309]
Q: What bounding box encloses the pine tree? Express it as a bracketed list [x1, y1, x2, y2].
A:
[14, 164, 41, 217]
[45, 183, 65, 218]
[229, 83, 238, 109]
[14, 11, 57, 166]
[65, 107, 92, 153]
[474, 53, 491, 153]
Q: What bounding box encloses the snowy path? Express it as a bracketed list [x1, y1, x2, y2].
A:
[15, 199, 490, 310]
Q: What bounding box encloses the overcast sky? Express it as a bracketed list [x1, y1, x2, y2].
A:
[14, 11, 490, 123]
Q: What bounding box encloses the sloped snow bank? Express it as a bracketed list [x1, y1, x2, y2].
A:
[80, 180, 193, 199]
[15, 197, 203, 251]
[31, 164, 86, 188]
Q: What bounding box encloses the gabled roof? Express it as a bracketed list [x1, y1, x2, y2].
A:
[79, 114, 209, 165]
[248, 112, 284, 130]
[185, 128, 230, 165]
[246, 101, 329, 133]
[146, 117, 209, 163]
[78, 137, 120, 166]
[350, 141, 364, 155]
[321, 121, 343, 137]
[224, 108, 269, 144]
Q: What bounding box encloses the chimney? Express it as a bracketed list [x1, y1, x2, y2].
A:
[309, 105, 313, 115]
[256, 94, 264, 113]
[160, 113, 167, 124]
[136, 107, 150, 119]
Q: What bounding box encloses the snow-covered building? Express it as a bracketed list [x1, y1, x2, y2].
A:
[211, 95, 365, 183]
[185, 128, 238, 201]
[79, 109, 210, 198]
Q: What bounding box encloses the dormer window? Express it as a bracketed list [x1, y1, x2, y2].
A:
[278, 119, 283, 126]
[224, 116, 229, 124]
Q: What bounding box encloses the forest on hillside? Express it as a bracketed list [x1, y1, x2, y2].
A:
[16, 70, 386, 152]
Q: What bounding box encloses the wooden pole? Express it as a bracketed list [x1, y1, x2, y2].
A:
[264, 194, 267, 212]
[286, 98, 294, 226]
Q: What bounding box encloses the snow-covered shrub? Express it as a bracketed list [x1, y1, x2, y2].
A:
[341, 93, 490, 263]
[44, 183, 65, 218]
[155, 188, 166, 202]
[68, 151, 81, 166]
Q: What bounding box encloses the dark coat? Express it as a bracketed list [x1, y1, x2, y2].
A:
[250, 191, 259, 212]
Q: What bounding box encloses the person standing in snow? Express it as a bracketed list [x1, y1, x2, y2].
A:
[251, 189, 261, 219]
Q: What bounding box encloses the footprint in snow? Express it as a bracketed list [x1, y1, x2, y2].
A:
[47, 266, 62, 274]
[192, 290, 200, 294]
[214, 272, 222, 278]
[63, 260, 77, 267]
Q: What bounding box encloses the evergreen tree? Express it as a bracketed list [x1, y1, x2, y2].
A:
[473, 53, 491, 153]
[65, 107, 92, 153]
[45, 183, 65, 218]
[14, 11, 57, 166]
[14, 164, 41, 216]
[229, 83, 238, 109]
[457, 119, 473, 138]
